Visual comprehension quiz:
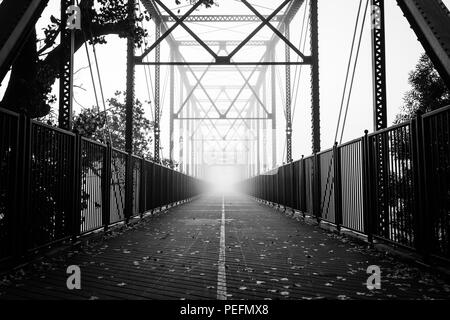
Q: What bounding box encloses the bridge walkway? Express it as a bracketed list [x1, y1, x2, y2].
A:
[1, 193, 449, 300]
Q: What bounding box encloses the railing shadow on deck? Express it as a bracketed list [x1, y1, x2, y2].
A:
[0, 107, 204, 269]
[240, 105, 450, 265]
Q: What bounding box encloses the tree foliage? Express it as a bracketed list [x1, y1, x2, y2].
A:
[395, 53, 450, 123]
[72, 91, 177, 168]
[74, 91, 153, 157]
[0, 0, 215, 118]
[387, 53, 450, 244]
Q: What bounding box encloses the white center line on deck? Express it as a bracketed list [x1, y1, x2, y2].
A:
[217, 195, 227, 300]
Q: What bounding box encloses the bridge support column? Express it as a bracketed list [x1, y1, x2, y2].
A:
[371, 0, 387, 131]
[270, 51, 277, 169]
[125, 0, 135, 222]
[285, 22, 293, 163]
[256, 94, 261, 175]
[58, 0, 74, 130]
[169, 52, 175, 166]
[262, 81, 268, 173]
[186, 100, 190, 176]
[154, 23, 161, 163]
[179, 79, 185, 173]
[310, 0, 321, 153]
[370, 0, 389, 248]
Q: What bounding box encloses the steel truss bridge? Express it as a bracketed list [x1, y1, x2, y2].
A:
[0, 0, 449, 300]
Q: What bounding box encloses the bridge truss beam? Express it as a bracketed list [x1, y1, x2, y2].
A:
[396, 0, 450, 89]
[162, 14, 284, 23]
[137, 0, 311, 173]
[371, 0, 388, 131]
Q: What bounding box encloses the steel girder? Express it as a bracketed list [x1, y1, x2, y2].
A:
[310, 0, 321, 153]
[154, 23, 161, 162]
[285, 23, 293, 163]
[137, 0, 308, 65]
[0, 0, 49, 83]
[371, 0, 387, 131]
[59, 0, 73, 130]
[176, 40, 268, 47]
[138, 0, 306, 170]
[162, 14, 284, 23]
[126, 0, 136, 153]
[396, 0, 450, 89]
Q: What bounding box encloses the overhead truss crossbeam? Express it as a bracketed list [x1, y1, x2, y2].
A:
[162, 14, 284, 22]
[137, 0, 309, 65]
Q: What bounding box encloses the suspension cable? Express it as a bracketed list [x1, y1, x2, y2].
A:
[291, 0, 309, 115]
[334, 0, 365, 143]
[339, 0, 370, 144]
[280, 1, 309, 163]
[82, 32, 100, 112]
[81, 29, 107, 143]
[85, 25, 112, 145]
[292, 0, 310, 120]
[321, 0, 369, 218]
[138, 1, 155, 122]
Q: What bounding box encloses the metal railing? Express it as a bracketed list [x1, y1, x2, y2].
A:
[241, 105, 450, 262]
[0, 107, 203, 264]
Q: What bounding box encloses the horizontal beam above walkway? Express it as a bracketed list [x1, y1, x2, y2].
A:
[135, 60, 311, 66]
[162, 14, 284, 22]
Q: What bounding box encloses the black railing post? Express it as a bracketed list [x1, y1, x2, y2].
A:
[124, 152, 133, 223]
[139, 157, 146, 218]
[289, 163, 294, 212]
[102, 142, 112, 231]
[8, 112, 20, 260]
[14, 113, 31, 260]
[263, 175, 267, 202]
[176, 171, 180, 204]
[411, 112, 429, 260]
[149, 162, 155, 212]
[362, 130, 374, 244]
[168, 169, 173, 207]
[333, 142, 343, 231]
[313, 153, 321, 223]
[299, 156, 306, 216]
[71, 130, 82, 241]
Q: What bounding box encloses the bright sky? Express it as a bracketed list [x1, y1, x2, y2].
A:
[1, 0, 449, 173]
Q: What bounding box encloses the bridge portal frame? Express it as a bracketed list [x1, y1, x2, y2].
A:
[132, 0, 318, 175]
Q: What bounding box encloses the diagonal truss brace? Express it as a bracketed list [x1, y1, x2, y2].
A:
[136, 0, 310, 65]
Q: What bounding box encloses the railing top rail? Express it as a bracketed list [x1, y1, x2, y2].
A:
[367, 121, 410, 138]
[80, 136, 107, 148]
[338, 137, 362, 149]
[317, 147, 333, 156]
[111, 147, 128, 156]
[0, 106, 20, 117]
[31, 119, 76, 137]
[152, 161, 174, 171]
[422, 104, 450, 118]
